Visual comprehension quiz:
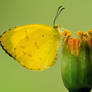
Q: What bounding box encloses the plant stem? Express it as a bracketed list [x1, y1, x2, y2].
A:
[68, 88, 91, 92]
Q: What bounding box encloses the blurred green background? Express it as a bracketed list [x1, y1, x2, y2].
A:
[0, 0, 92, 92]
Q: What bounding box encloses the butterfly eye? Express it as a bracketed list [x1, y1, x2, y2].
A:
[53, 24, 59, 29]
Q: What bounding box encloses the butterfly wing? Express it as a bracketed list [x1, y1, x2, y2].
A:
[0, 24, 60, 70]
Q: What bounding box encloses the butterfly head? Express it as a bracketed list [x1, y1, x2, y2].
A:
[53, 24, 59, 29]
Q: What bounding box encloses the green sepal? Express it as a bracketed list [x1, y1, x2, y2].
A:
[61, 40, 92, 90]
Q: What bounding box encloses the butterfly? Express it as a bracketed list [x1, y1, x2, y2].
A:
[0, 6, 65, 70]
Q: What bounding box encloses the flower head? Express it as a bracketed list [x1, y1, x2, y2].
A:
[61, 29, 92, 92]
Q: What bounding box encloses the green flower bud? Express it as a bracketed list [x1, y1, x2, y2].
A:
[61, 30, 92, 92]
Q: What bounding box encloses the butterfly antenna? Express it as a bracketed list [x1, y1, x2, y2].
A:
[53, 6, 65, 27]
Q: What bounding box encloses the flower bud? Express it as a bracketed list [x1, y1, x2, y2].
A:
[61, 30, 92, 92]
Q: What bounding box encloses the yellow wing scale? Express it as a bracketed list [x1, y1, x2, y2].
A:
[0, 24, 60, 70]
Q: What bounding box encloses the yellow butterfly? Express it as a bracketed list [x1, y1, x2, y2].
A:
[0, 6, 65, 70]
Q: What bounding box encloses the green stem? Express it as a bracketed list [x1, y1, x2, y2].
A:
[68, 88, 91, 92]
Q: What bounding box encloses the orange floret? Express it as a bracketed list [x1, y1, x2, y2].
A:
[67, 38, 80, 56]
[61, 30, 72, 37]
[76, 31, 88, 39]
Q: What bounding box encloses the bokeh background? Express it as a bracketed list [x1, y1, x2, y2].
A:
[0, 0, 92, 92]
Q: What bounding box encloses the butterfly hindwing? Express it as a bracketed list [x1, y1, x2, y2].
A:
[0, 24, 60, 70]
